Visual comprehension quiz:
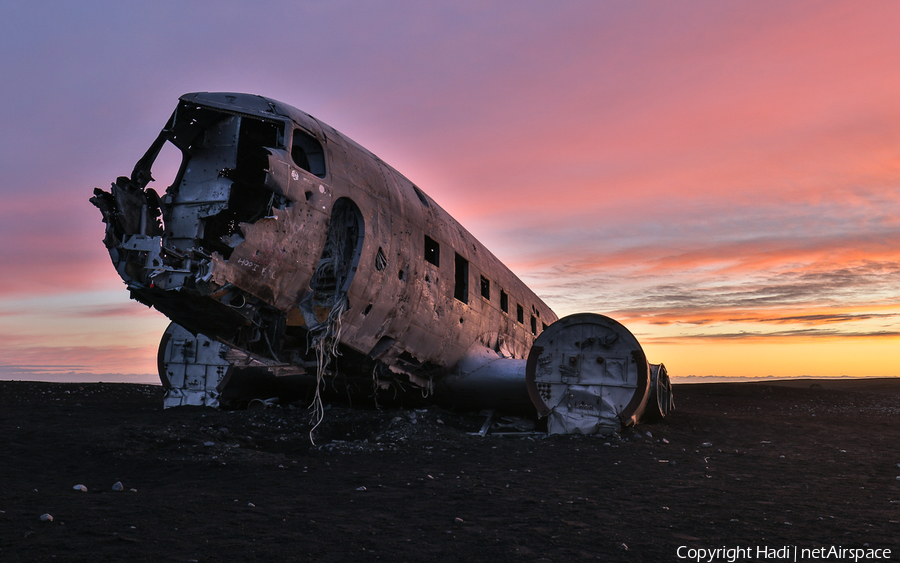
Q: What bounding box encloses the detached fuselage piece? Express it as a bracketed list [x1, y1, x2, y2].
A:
[91, 92, 671, 433]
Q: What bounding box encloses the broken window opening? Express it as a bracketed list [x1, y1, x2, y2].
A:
[146, 140, 184, 202]
[516, 304, 524, 324]
[531, 315, 537, 335]
[213, 118, 289, 254]
[236, 117, 284, 187]
[165, 103, 237, 157]
[480, 276, 490, 300]
[291, 129, 326, 178]
[500, 290, 508, 313]
[163, 109, 288, 258]
[454, 253, 469, 303]
[424, 235, 440, 267]
[375, 247, 387, 271]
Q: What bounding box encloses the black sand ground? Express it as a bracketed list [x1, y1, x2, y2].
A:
[1, 379, 899, 562]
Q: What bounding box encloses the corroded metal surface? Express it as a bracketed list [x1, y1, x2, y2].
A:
[526, 313, 668, 434]
[157, 323, 230, 408]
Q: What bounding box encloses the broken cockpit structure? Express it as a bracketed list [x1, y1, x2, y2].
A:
[91, 94, 348, 372]
[91, 92, 672, 435]
[91, 94, 353, 411]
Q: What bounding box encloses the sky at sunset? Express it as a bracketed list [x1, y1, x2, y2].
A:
[1, 1, 899, 383]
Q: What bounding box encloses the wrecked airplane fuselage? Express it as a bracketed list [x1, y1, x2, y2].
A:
[91, 92, 671, 434]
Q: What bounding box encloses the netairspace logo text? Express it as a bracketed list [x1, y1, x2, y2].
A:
[676, 545, 892, 563]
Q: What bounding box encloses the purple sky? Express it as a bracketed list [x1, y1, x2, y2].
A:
[2, 1, 900, 382]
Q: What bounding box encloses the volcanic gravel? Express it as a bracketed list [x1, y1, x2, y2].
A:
[1, 379, 899, 561]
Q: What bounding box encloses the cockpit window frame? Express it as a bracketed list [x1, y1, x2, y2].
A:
[290, 127, 327, 178]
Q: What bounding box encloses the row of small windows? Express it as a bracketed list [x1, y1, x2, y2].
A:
[424, 234, 542, 335]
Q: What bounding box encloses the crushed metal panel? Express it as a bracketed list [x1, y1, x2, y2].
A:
[158, 323, 230, 408]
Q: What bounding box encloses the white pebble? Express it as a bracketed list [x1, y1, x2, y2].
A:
[40, 513, 53, 522]
[73, 484, 87, 492]
[112, 481, 124, 491]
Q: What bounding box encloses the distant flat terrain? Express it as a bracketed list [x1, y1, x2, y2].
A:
[1, 379, 898, 562]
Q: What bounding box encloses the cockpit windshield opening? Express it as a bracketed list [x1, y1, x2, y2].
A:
[197, 116, 283, 258]
[235, 117, 284, 187]
[147, 141, 184, 196]
[291, 129, 326, 177]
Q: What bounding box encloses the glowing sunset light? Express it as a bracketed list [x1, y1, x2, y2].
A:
[1, 1, 899, 382]
[642, 338, 900, 380]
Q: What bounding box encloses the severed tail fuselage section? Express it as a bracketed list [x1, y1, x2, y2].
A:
[91, 92, 672, 434]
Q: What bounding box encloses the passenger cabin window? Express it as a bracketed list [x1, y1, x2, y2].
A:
[500, 290, 508, 313]
[480, 276, 490, 300]
[291, 129, 326, 178]
[454, 253, 469, 303]
[516, 304, 524, 324]
[424, 235, 440, 266]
